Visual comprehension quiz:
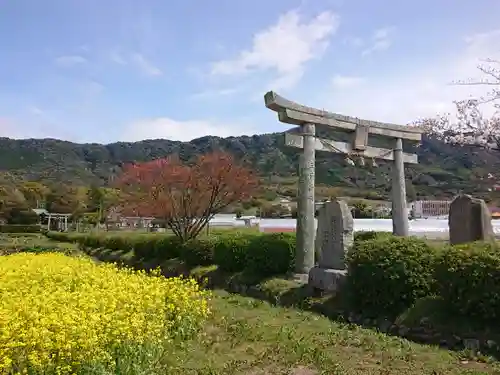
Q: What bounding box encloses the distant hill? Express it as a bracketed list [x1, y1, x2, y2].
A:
[0, 133, 499, 201]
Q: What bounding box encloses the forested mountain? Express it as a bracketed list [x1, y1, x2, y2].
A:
[0, 133, 499, 201]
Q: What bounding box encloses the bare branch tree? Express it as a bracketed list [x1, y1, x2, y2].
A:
[453, 58, 500, 107]
[412, 59, 500, 149]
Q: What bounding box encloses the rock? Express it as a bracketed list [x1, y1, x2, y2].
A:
[449, 194, 494, 244]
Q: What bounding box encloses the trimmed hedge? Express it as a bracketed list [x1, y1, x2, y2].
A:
[46, 231, 295, 276]
[245, 233, 295, 277]
[346, 235, 437, 317]
[0, 224, 41, 233]
[46, 230, 500, 323]
[353, 231, 392, 242]
[213, 233, 254, 272]
[435, 241, 500, 322]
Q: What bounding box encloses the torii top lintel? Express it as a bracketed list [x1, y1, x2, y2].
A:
[264, 91, 424, 142]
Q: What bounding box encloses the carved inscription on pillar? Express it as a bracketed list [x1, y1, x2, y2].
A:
[315, 200, 354, 270]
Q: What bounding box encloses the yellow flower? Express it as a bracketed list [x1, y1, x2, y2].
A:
[0, 253, 210, 374]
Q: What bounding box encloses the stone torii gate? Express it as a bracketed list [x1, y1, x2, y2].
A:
[264, 91, 424, 280]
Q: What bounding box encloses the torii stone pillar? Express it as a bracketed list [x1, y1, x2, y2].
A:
[392, 138, 409, 236]
[264, 91, 424, 279]
[296, 123, 316, 277]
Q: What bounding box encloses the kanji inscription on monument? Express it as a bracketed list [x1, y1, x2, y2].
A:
[315, 200, 354, 269]
[309, 200, 353, 292]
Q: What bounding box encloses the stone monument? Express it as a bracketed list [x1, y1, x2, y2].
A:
[309, 200, 354, 292]
[264, 91, 424, 281]
[449, 194, 494, 245]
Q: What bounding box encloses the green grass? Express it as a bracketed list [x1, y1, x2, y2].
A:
[43, 232, 500, 373]
[0, 233, 78, 255]
[158, 291, 499, 374]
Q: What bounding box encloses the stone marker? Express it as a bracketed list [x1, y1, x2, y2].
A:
[309, 200, 354, 292]
[449, 194, 494, 245]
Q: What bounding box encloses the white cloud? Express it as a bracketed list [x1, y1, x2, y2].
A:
[361, 27, 394, 56]
[331, 75, 364, 89]
[121, 117, 257, 142]
[319, 29, 500, 125]
[211, 9, 339, 90]
[109, 50, 127, 65]
[131, 53, 162, 76]
[54, 55, 87, 67]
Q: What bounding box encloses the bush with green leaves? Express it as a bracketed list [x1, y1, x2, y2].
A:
[44, 232, 76, 242]
[346, 235, 437, 317]
[179, 237, 217, 266]
[245, 233, 296, 277]
[353, 231, 392, 243]
[434, 241, 500, 322]
[154, 236, 182, 259]
[213, 233, 255, 272]
[0, 224, 41, 233]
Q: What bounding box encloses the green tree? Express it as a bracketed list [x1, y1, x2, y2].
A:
[19, 181, 50, 208]
[87, 186, 120, 224]
[0, 180, 28, 221]
[46, 186, 80, 215]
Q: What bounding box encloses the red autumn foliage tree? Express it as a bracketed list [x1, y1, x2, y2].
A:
[116, 152, 258, 241]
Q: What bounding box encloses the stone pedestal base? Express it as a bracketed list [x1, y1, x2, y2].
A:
[308, 266, 347, 292]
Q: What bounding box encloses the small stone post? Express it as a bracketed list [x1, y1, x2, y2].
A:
[391, 138, 409, 236]
[449, 194, 494, 244]
[308, 200, 353, 293]
[295, 123, 316, 279]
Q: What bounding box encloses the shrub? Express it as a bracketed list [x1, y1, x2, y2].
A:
[245, 233, 296, 277]
[80, 234, 103, 249]
[354, 231, 391, 242]
[180, 237, 217, 266]
[434, 241, 500, 322]
[102, 235, 133, 252]
[5, 208, 40, 225]
[0, 253, 210, 373]
[213, 233, 254, 272]
[346, 235, 436, 317]
[45, 231, 86, 244]
[154, 235, 182, 259]
[0, 224, 41, 233]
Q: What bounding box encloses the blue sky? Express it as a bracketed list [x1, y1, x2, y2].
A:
[1, 0, 499, 143]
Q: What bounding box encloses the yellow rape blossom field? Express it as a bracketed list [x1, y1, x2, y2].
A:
[0, 252, 210, 374]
